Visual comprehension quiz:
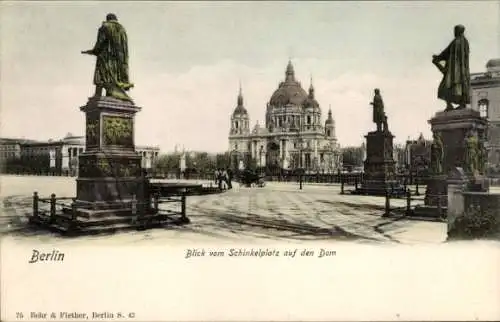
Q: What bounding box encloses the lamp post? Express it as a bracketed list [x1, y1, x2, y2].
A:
[298, 137, 304, 190]
[228, 148, 237, 171]
[259, 146, 264, 174]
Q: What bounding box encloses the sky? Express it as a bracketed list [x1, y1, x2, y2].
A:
[1, 1, 499, 153]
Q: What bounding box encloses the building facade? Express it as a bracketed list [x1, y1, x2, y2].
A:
[403, 133, 431, 175]
[1, 133, 160, 175]
[228, 61, 342, 173]
[471, 58, 500, 173]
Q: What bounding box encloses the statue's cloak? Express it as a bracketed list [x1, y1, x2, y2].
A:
[435, 35, 471, 105]
[372, 94, 385, 125]
[90, 20, 132, 96]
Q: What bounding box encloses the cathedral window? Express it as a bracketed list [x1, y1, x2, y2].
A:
[235, 121, 239, 129]
[326, 129, 331, 137]
[307, 115, 311, 124]
[478, 99, 489, 118]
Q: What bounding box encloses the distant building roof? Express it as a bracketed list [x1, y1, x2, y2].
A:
[0, 137, 40, 144]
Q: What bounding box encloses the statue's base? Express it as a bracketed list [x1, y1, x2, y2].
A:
[412, 205, 447, 221]
[429, 108, 488, 176]
[424, 175, 448, 207]
[352, 130, 405, 197]
[467, 174, 489, 192]
[75, 177, 146, 210]
[29, 208, 190, 236]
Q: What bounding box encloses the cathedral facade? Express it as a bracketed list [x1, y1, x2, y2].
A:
[228, 61, 342, 173]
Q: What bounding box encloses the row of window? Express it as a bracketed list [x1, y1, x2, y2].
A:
[0, 152, 18, 158]
[478, 99, 489, 118]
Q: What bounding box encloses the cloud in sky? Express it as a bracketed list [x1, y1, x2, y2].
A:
[1, 1, 498, 153]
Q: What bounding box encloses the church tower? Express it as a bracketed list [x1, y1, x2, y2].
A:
[228, 83, 251, 169]
[325, 106, 336, 140]
[230, 83, 250, 136]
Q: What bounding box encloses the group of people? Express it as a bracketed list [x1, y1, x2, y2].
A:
[214, 168, 233, 190]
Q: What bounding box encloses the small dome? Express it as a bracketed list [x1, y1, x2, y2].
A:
[325, 108, 334, 125]
[269, 61, 309, 107]
[232, 105, 248, 117]
[304, 81, 320, 110]
[486, 58, 500, 69]
[232, 84, 248, 117]
[62, 135, 85, 145]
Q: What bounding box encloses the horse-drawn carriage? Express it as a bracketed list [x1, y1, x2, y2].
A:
[239, 170, 266, 188]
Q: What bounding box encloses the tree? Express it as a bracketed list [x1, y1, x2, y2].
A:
[215, 152, 230, 169]
[154, 153, 179, 175]
[342, 147, 364, 169]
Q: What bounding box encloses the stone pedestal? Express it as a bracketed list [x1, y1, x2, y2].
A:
[424, 175, 447, 207]
[73, 96, 145, 211]
[354, 130, 405, 196]
[425, 108, 488, 208]
[429, 109, 488, 173]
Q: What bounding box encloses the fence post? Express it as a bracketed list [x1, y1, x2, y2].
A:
[415, 178, 420, 196]
[181, 195, 186, 216]
[406, 188, 411, 215]
[33, 192, 39, 218]
[131, 194, 137, 216]
[437, 194, 442, 219]
[181, 194, 187, 219]
[71, 203, 77, 222]
[153, 193, 159, 213]
[50, 193, 56, 223]
[384, 189, 390, 217]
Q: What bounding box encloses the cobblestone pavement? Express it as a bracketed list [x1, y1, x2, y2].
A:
[0, 175, 451, 245]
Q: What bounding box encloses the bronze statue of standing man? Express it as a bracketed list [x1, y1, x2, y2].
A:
[430, 132, 444, 174]
[82, 13, 134, 102]
[370, 88, 388, 132]
[464, 129, 479, 174]
[432, 25, 470, 111]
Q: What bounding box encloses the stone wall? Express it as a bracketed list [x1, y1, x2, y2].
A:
[447, 189, 500, 240]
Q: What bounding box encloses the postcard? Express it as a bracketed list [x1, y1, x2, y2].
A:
[1, 1, 499, 321]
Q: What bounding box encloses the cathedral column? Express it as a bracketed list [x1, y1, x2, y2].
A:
[284, 139, 289, 169]
[314, 140, 318, 168]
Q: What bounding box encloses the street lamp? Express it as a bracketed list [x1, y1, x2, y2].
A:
[259, 146, 264, 174]
[228, 148, 237, 170]
[298, 137, 304, 190]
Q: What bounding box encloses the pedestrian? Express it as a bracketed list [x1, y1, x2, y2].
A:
[217, 168, 223, 190]
[221, 169, 229, 190]
[226, 168, 233, 189]
[214, 169, 219, 185]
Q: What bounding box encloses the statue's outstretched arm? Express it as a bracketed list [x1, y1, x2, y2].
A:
[434, 42, 452, 62]
[85, 25, 107, 56]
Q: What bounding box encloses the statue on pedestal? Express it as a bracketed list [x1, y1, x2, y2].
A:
[478, 139, 488, 174]
[82, 13, 134, 102]
[464, 129, 479, 174]
[432, 25, 470, 111]
[370, 88, 388, 132]
[430, 132, 444, 174]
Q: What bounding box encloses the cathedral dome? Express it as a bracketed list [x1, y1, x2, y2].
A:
[269, 61, 308, 107]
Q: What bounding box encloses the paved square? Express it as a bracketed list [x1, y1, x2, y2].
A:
[0, 175, 448, 245]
